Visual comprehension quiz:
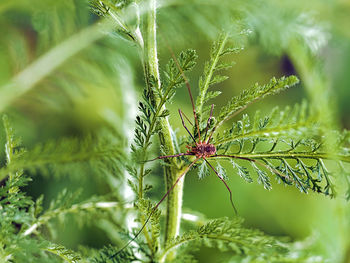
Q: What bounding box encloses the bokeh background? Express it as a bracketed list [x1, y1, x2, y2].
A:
[0, 0, 350, 262]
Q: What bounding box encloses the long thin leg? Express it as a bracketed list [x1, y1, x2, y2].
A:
[206, 127, 216, 143]
[204, 104, 214, 142]
[160, 33, 201, 142]
[144, 153, 193, 162]
[203, 158, 238, 215]
[111, 157, 200, 259]
[179, 109, 197, 144]
[181, 110, 193, 126]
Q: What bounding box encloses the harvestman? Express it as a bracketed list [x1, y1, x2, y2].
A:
[113, 44, 265, 257]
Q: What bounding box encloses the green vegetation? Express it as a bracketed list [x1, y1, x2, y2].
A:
[0, 0, 350, 262]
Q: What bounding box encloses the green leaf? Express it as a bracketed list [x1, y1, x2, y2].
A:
[203, 91, 222, 104]
[196, 32, 240, 121]
[209, 75, 229, 86]
[251, 162, 271, 190]
[0, 134, 125, 182]
[215, 162, 227, 180]
[215, 101, 316, 146]
[216, 75, 300, 129]
[163, 49, 197, 94]
[198, 161, 210, 179]
[162, 217, 288, 261]
[92, 245, 138, 263]
[230, 160, 252, 183]
[136, 199, 161, 254]
[44, 242, 81, 263]
[215, 61, 236, 71]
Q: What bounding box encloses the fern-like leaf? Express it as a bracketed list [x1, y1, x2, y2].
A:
[197, 161, 210, 179]
[162, 49, 197, 102]
[43, 242, 81, 263]
[216, 75, 300, 129]
[135, 198, 161, 256]
[215, 101, 315, 146]
[92, 245, 138, 263]
[22, 190, 121, 237]
[161, 217, 287, 261]
[0, 116, 79, 263]
[90, 0, 137, 43]
[0, 134, 125, 182]
[196, 32, 242, 121]
[211, 135, 349, 196]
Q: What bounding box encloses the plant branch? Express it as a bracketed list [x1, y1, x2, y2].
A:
[211, 152, 350, 162]
[146, 0, 183, 248]
[135, 0, 186, 257]
[22, 201, 122, 237]
[215, 122, 316, 145]
[197, 33, 229, 116]
[159, 233, 255, 263]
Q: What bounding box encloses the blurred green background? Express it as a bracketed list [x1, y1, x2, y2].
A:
[0, 0, 350, 262]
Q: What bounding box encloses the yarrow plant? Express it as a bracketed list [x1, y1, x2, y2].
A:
[0, 0, 349, 262]
[89, 0, 350, 262]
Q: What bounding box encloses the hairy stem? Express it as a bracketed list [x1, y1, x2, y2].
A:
[145, 0, 184, 257]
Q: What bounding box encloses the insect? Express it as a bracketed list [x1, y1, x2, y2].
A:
[112, 40, 265, 259]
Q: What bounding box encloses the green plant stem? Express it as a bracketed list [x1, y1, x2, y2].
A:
[144, 0, 184, 256]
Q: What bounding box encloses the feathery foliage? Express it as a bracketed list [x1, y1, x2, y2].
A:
[161, 217, 288, 262]
[209, 101, 349, 196]
[216, 75, 300, 129]
[1, 0, 350, 262]
[43, 243, 82, 263]
[92, 245, 138, 263]
[0, 134, 125, 182]
[128, 48, 197, 200]
[98, 29, 348, 261]
[0, 116, 124, 262]
[196, 32, 242, 120]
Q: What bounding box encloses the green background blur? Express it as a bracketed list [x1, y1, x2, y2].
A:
[0, 0, 350, 262]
